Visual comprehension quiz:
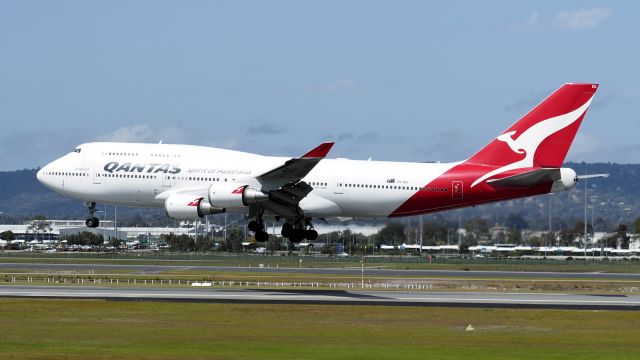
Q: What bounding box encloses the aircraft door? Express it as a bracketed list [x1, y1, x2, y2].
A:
[452, 181, 463, 200]
[93, 170, 101, 185]
[162, 174, 175, 188]
[334, 179, 344, 195]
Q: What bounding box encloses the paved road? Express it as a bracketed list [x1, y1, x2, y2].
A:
[0, 285, 638, 310]
[1, 262, 640, 280]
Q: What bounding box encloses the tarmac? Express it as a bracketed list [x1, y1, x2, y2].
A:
[1, 285, 639, 310]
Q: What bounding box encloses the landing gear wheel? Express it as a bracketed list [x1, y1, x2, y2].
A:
[281, 223, 293, 238]
[85, 217, 99, 228]
[305, 229, 318, 241]
[289, 228, 306, 243]
[85, 201, 99, 228]
[248, 220, 263, 233]
[255, 231, 269, 242]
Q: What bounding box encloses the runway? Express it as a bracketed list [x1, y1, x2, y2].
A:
[2, 261, 640, 280]
[0, 285, 638, 310]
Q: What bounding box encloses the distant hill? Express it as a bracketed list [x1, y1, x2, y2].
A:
[0, 163, 638, 230]
[0, 169, 168, 224]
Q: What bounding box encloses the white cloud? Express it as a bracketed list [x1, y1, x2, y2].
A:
[553, 8, 612, 30]
[525, 10, 540, 26]
[97, 125, 155, 142]
[308, 78, 358, 92]
[207, 137, 241, 150]
[327, 78, 356, 90]
[97, 124, 187, 143]
[522, 8, 612, 31]
[246, 122, 287, 136]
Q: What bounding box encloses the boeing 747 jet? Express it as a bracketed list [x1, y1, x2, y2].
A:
[38, 83, 598, 242]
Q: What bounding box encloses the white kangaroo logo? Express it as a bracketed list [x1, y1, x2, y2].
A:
[471, 96, 593, 188]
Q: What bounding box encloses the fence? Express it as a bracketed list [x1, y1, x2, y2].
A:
[3, 274, 435, 291]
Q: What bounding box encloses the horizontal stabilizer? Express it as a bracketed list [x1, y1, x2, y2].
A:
[487, 168, 560, 188]
[577, 173, 609, 180]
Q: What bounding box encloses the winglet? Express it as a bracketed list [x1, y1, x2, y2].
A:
[302, 142, 334, 158]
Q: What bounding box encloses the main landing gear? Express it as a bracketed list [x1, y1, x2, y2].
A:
[280, 218, 318, 243]
[248, 212, 270, 242]
[249, 221, 269, 242]
[85, 201, 99, 228]
[249, 214, 318, 243]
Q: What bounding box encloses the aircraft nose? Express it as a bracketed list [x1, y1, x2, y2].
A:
[36, 167, 44, 183]
[37, 164, 53, 189]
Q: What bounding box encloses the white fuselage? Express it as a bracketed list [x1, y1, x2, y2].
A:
[37, 142, 457, 218]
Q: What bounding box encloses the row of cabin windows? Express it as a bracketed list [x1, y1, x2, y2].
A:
[44, 172, 88, 177]
[48, 171, 444, 192]
[100, 173, 157, 179]
[100, 152, 181, 158]
[105, 152, 139, 156]
[168, 176, 226, 182]
[151, 153, 180, 158]
[98, 174, 228, 182]
[339, 183, 448, 192]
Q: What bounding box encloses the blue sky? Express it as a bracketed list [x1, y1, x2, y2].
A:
[0, 1, 638, 170]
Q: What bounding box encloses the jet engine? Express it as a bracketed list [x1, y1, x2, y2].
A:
[208, 183, 268, 210]
[164, 194, 225, 220]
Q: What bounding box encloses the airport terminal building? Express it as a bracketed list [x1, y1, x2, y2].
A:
[0, 219, 213, 243]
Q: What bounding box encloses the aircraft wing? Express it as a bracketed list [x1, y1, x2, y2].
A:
[253, 142, 334, 219]
[256, 142, 334, 189]
[256, 181, 315, 219]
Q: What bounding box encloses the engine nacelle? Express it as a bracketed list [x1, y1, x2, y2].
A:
[164, 194, 225, 220]
[550, 167, 578, 193]
[208, 183, 268, 210]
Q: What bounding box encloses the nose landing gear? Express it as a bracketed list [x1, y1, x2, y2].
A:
[85, 202, 99, 228]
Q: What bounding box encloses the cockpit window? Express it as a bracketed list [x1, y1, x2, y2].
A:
[72, 148, 81, 153]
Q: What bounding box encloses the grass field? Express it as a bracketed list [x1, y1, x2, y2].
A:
[0, 299, 638, 359]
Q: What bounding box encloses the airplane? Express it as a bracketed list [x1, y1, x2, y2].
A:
[37, 83, 599, 243]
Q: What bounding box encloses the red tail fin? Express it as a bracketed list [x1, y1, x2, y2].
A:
[467, 83, 598, 168]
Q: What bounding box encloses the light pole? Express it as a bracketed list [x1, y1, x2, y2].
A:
[576, 172, 609, 251]
[590, 195, 598, 244]
[224, 212, 227, 243]
[114, 206, 118, 247]
[548, 193, 553, 251]
[457, 212, 462, 246]
[326, 233, 329, 252]
[419, 215, 423, 255]
[592, 224, 599, 259]
[584, 176, 588, 257]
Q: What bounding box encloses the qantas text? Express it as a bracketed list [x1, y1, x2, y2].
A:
[103, 162, 181, 174]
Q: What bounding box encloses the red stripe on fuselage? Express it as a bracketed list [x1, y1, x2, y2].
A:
[389, 164, 552, 217]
